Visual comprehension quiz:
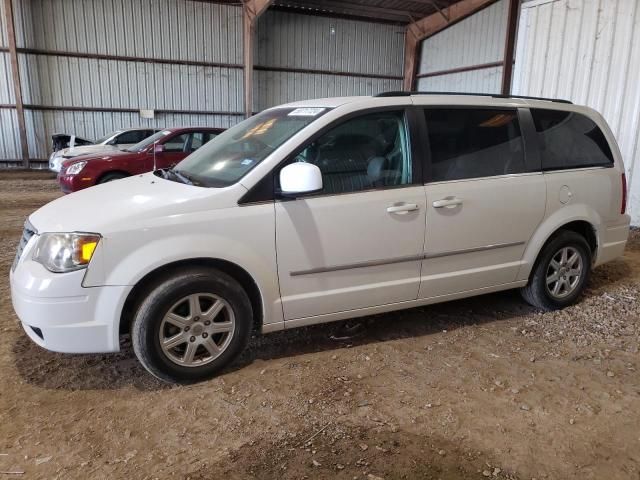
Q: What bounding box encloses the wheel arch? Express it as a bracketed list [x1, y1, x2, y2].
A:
[519, 209, 600, 282]
[119, 258, 264, 336]
[97, 169, 131, 183]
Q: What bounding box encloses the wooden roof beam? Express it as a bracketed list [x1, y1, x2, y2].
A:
[243, 0, 274, 118]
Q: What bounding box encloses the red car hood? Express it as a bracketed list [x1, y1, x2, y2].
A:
[60, 149, 143, 169]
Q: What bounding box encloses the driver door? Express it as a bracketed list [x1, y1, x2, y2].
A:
[275, 109, 427, 320]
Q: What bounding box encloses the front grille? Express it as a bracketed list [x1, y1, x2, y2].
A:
[11, 220, 36, 272]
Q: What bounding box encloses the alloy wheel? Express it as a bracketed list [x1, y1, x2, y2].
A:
[545, 246, 583, 299]
[158, 293, 235, 367]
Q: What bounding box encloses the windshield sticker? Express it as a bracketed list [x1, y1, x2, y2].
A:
[288, 107, 326, 117]
[241, 159, 254, 166]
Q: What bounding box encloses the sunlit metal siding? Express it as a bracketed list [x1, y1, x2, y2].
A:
[255, 10, 404, 109]
[513, 0, 640, 225]
[417, 0, 507, 93]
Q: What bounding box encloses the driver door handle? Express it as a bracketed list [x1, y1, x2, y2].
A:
[432, 197, 463, 208]
[387, 203, 419, 214]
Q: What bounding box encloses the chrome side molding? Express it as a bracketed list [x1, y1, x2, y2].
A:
[290, 254, 424, 276]
[290, 241, 525, 276]
[423, 241, 525, 259]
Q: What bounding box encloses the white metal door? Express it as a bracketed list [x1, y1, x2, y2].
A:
[420, 174, 546, 298]
[276, 187, 427, 320]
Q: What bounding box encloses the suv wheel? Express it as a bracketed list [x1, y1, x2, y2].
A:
[131, 267, 252, 383]
[520, 230, 591, 311]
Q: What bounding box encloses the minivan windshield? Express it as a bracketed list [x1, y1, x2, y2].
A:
[174, 107, 329, 187]
[127, 130, 172, 152]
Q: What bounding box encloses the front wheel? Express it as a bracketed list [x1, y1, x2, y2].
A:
[131, 267, 253, 383]
[520, 230, 592, 311]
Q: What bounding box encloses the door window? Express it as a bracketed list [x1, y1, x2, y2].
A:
[289, 110, 412, 195]
[114, 130, 147, 145]
[163, 133, 190, 152]
[190, 132, 216, 151]
[530, 109, 613, 170]
[424, 108, 526, 182]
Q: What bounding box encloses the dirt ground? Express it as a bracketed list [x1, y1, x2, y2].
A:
[0, 170, 639, 480]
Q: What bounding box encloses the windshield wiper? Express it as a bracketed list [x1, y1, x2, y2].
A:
[157, 168, 189, 185]
[170, 168, 197, 186]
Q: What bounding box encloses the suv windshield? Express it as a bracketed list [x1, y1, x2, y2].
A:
[175, 107, 329, 187]
[127, 130, 172, 152]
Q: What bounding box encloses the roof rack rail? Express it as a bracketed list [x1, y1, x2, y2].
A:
[375, 91, 572, 104]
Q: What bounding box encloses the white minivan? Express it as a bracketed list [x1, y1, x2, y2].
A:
[11, 93, 630, 383]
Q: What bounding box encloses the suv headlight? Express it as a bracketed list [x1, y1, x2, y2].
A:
[32, 233, 101, 273]
[65, 161, 87, 175]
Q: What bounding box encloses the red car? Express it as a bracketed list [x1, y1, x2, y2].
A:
[57, 127, 223, 193]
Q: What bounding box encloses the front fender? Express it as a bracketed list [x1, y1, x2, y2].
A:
[83, 203, 283, 326]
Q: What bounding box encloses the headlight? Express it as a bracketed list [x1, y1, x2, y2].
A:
[32, 233, 101, 273]
[65, 161, 87, 175]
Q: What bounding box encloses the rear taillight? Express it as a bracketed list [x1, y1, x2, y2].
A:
[621, 172, 627, 214]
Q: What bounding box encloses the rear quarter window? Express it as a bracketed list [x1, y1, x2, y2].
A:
[530, 108, 614, 170]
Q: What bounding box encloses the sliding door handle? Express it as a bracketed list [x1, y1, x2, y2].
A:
[432, 197, 462, 208]
[387, 203, 419, 214]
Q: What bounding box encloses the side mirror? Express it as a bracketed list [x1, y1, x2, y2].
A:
[153, 143, 165, 154]
[279, 162, 323, 196]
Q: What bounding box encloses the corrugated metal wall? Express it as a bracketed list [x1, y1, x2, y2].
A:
[2, 0, 244, 162]
[1, 1, 406, 164]
[416, 0, 507, 92]
[0, 0, 22, 161]
[254, 10, 404, 110]
[513, 0, 640, 225]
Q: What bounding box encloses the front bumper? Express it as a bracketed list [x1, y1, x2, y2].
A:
[10, 237, 130, 354]
[57, 173, 94, 194]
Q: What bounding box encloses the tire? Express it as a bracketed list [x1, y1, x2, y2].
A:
[520, 230, 592, 311]
[98, 172, 127, 184]
[131, 267, 253, 383]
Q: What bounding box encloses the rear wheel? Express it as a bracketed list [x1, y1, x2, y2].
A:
[520, 230, 591, 311]
[98, 172, 127, 183]
[131, 267, 252, 383]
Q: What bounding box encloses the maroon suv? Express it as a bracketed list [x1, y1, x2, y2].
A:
[57, 127, 223, 193]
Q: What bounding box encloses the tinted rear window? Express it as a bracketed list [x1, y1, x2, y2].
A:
[424, 108, 526, 182]
[530, 109, 613, 170]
